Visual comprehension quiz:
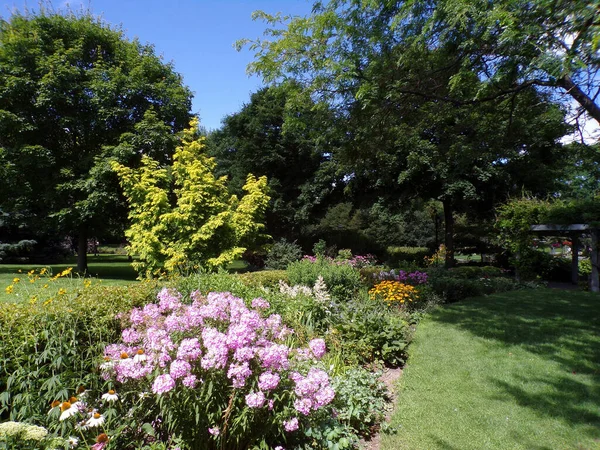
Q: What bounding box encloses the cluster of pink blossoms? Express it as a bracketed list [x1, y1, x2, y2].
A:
[101, 288, 334, 435]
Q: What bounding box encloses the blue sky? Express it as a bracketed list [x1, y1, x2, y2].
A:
[0, 0, 314, 130]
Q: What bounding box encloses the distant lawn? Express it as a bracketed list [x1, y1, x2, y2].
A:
[0, 255, 249, 302]
[382, 289, 600, 450]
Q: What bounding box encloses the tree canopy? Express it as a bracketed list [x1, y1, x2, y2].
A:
[240, 0, 572, 266]
[0, 11, 192, 270]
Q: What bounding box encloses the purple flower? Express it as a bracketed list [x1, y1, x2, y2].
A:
[170, 359, 191, 380]
[152, 374, 175, 394]
[258, 371, 280, 391]
[245, 391, 266, 408]
[283, 417, 299, 432]
[294, 398, 313, 415]
[182, 374, 199, 388]
[308, 338, 326, 359]
[121, 328, 140, 344]
[251, 297, 270, 309]
[227, 362, 252, 388]
[208, 426, 220, 436]
[177, 338, 202, 361]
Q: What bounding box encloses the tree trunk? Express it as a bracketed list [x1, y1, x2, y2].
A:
[77, 226, 88, 273]
[443, 199, 455, 269]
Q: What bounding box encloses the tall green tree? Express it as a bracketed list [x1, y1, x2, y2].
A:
[0, 11, 192, 271]
[209, 84, 343, 240]
[240, 1, 570, 266]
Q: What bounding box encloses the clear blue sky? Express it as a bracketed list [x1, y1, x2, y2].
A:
[0, 0, 314, 130]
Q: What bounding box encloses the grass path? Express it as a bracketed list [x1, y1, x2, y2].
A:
[382, 289, 600, 450]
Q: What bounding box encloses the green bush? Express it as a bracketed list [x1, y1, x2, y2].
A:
[385, 246, 430, 268]
[237, 270, 288, 288]
[428, 275, 522, 303]
[448, 266, 504, 278]
[287, 259, 362, 300]
[328, 295, 411, 366]
[265, 238, 303, 270]
[0, 282, 158, 426]
[331, 368, 388, 436]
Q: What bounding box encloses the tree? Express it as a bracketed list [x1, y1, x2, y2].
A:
[208, 84, 341, 241]
[112, 119, 270, 277]
[0, 11, 192, 271]
[240, 2, 570, 266]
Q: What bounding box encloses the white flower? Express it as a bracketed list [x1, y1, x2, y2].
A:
[84, 412, 105, 428]
[59, 402, 79, 421]
[68, 436, 79, 448]
[101, 390, 119, 402]
[133, 352, 147, 363]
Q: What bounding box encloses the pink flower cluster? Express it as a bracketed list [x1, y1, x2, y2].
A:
[101, 288, 335, 436]
[289, 368, 335, 416]
[375, 270, 428, 285]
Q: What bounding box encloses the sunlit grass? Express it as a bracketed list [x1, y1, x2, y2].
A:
[382, 289, 600, 450]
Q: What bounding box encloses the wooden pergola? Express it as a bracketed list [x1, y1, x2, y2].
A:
[530, 224, 599, 292]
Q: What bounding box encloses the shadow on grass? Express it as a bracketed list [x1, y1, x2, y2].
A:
[430, 289, 600, 433]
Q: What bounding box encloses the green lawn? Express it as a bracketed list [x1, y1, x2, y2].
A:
[382, 289, 600, 450]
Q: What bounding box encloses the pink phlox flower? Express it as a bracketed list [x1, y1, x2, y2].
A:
[157, 287, 182, 312]
[233, 346, 255, 362]
[283, 417, 299, 432]
[144, 328, 175, 353]
[177, 338, 202, 361]
[208, 426, 220, 436]
[182, 374, 199, 388]
[170, 359, 192, 380]
[227, 362, 252, 388]
[152, 373, 175, 394]
[314, 386, 335, 408]
[294, 397, 313, 416]
[245, 391, 266, 408]
[142, 303, 162, 321]
[201, 327, 229, 369]
[308, 338, 326, 359]
[121, 328, 140, 344]
[164, 312, 189, 333]
[259, 344, 289, 371]
[114, 358, 153, 382]
[251, 297, 270, 309]
[258, 371, 280, 391]
[129, 307, 145, 325]
[226, 322, 257, 350]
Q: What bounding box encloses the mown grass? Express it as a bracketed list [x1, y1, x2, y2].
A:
[382, 289, 600, 450]
[0, 255, 249, 302]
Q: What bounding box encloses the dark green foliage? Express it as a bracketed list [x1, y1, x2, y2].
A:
[287, 259, 362, 300]
[208, 84, 340, 241]
[428, 274, 522, 303]
[385, 247, 430, 268]
[264, 239, 303, 270]
[447, 266, 504, 279]
[0, 283, 158, 425]
[0, 240, 36, 262]
[0, 11, 192, 270]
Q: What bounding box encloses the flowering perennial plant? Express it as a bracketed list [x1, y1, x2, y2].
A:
[100, 288, 335, 448]
[369, 281, 419, 305]
[374, 270, 428, 285]
[302, 254, 377, 268]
